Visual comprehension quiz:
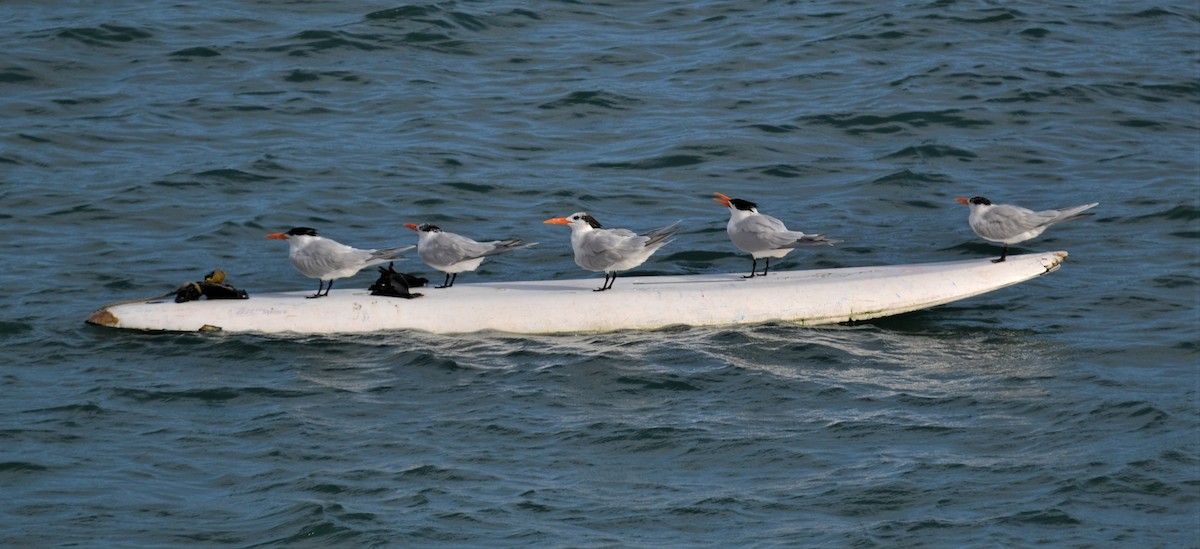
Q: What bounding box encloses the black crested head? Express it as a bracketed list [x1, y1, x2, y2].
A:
[729, 198, 757, 212]
[574, 213, 602, 229]
[969, 196, 992, 206]
[419, 224, 441, 233]
[287, 227, 319, 237]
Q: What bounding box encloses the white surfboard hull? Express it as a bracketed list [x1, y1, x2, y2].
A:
[86, 252, 1067, 335]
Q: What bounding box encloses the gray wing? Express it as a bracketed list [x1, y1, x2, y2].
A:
[369, 244, 414, 261]
[421, 232, 495, 265]
[742, 215, 835, 248]
[975, 204, 1049, 240]
[295, 239, 388, 277]
[478, 239, 537, 258]
[781, 233, 841, 247]
[1042, 202, 1099, 224]
[641, 220, 681, 247]
[577, 229, 643, 268]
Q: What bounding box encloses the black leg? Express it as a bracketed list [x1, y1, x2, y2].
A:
[743, 258, 758, 278]
[323, 280, 333, 296]
[762, 258, 771, 277]
[595, 272, 613, 292]
[437, 272, 452, 288]
[992, 244, 1008, 263]
[448, 273, 457, 287]
[308, 279, 327, 298]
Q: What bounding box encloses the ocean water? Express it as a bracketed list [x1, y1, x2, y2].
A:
[2, 1, 1198, 546]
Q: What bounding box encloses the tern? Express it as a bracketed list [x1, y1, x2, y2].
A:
[266, 227, 413, 298]
[403, 223, 536, 288]
[714, 192, 841, 278]
[544, 212, 679, 291]
[956, 196, 1098, 262]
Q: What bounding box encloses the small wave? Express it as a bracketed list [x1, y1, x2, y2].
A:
[51, 96, 111, 106]
[444, 181, 496, 194]
[838, 483, 924, 514]
[169, 46, 220, 58]
[397, 464, 495, 482]
[365, 5, 491, 32]
[884, 144, 977, 160]
[1136, 82, 1200, 101]
[227, 105, 271, 112]
[825, 420, 882, 439]
[923, 8, 1026, 25]
[271, 520, 358, 547]
[614, 375, 701, 392]
[300, 29, 386, 51]
[666, 250, 729, 263]
[114, 387, 313, 403]
[897, 199, 946, 210]
[0, 320, 33, 337]
[284, 69, 320, 83]
[868, 169, 952, 188]
[904, 518, 961, 532]
[56, 25, 152, 47]
[250, 157, 293, 174]
[448, 11, 491, 31]
[1148, 274, 1197, 289]
[537, 90, 642, 111]
[987, 85, 1094, 104]
[151, 179, 204, 190]
[589, 154, 705, 170]
[1127, 7, 1190, 19]
[0, 461, 50, 474]
[400, 351, 462, 371]
[891, 393, 978, 409]
[0, 67, 36, 83]
[1087, 400, 1170, 430]
[841, 30, 911, 41]
[1129, 204, 1199, 223]
[803, 109, 991, 135]
[758, 163, 810, 178]
[584, 424, 707, 453]
[360, 5, 521, 55]
[745, 123, 799, 134]
[195, 168, 278, 183]
[34, 402, 107, 415]
[1160, 449, 1199, 465]
[267, 29, 389, 57]
[999, 508, 1081, 526]
[413, 196, 447, 207]
[1116, 119, 1165, 129]
[401, 31, 456, 45]
[366, 5, 442, 22]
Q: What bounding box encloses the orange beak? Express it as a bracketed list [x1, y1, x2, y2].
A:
[544, 217, 570, 225]
[265, 232, 288, 240]
[713, 192, 732, 207]
[955, 197, 969, 205]
[403, 223, 419, 231]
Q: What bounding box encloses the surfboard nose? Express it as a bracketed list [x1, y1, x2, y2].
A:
[86, 308, 118, 327]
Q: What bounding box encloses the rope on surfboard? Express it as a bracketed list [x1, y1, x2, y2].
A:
[173, 269, 250, 303]
[368, 262, 427, 299]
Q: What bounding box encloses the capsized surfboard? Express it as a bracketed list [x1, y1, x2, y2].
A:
[85, 252, 1067, 335]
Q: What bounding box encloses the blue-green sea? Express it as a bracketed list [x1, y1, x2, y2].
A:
[2, 1, 1197, 546]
